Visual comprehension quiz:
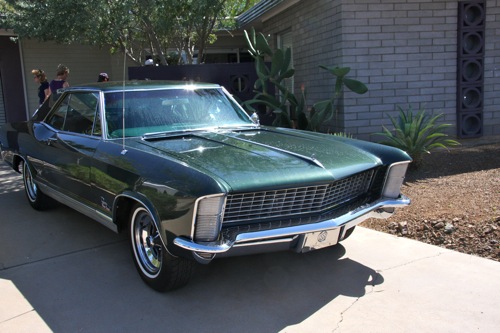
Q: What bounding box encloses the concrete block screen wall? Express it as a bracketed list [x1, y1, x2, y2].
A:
[456, 0, 485, 138]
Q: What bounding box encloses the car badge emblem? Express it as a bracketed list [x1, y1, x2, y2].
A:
[318, 231, 328, 243]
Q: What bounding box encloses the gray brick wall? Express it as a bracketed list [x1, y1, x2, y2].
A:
[338, 0, 459, 140]
[263, 0, 342, 108]
[261, 0, 499, 141]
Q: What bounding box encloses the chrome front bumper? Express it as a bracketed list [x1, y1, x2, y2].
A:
[174, 195, 410, 258]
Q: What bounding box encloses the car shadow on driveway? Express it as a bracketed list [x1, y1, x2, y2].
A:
[1, 242, 383, 332]
[0, 163, 383, 332]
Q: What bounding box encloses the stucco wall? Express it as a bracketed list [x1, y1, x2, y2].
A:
[21, 40, 127, 115]
[260, 0, 500, 140]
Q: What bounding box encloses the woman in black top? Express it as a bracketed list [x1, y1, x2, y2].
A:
[32, 69, 50, 105]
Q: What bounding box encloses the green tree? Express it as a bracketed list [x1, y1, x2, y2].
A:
[169, 0, 225, 64]
[0, 0, 258, 65]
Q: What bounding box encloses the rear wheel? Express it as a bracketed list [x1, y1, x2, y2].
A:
[21, 160, 54, 210]
[129, 203, 194, 291]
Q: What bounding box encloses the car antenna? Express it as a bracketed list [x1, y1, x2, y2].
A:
[121, 49, 128, 155]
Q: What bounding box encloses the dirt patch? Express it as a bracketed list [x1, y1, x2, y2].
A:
[362, 142, 500, 262]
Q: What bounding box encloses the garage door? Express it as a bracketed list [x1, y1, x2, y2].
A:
[0, 70, 5, 125]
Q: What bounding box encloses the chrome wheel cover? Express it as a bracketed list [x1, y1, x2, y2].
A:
[131, 207, 162, 277]
[23, 162, 38, 202]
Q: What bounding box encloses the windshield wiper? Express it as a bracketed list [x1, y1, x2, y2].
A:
[142, 129, 201, 140]
[210, 125, 259, 132]
[142, 125, 258, 140]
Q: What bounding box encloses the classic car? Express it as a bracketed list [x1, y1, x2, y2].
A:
[0, 81, 411, 291]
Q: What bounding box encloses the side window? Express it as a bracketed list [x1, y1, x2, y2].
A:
[46, 92, 99, 135]
[46, 95, 70, 130]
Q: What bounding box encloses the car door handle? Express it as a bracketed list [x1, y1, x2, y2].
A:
[47, 137, 57, 146]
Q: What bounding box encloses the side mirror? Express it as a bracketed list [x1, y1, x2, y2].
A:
[250, 112, 260, 125]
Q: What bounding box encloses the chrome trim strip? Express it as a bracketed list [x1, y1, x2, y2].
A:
[232, 236, 297, 248]
[37, 182, 118, 232]
[174, 194, 410, 254]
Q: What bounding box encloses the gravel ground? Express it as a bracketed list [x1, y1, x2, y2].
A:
[362, 141, 500, 262]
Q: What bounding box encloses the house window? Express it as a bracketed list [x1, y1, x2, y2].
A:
[277, 31, 294, 94]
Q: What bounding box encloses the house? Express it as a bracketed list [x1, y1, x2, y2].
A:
[0, 32, 128, 122]
[237, 0, 500, 140]
[1, 0, 499, 141]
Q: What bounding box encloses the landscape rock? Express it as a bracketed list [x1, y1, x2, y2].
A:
[362, 143, 500, 262]
[444, 223, 455, 234]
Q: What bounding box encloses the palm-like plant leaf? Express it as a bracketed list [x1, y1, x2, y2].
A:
[344, 78, 368, 94]
[270, 49, 283, 77]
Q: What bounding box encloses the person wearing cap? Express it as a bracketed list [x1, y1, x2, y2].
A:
[98, 73, 109, 82]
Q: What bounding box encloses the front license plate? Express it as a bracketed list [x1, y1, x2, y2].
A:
[299, 228, 341, 253]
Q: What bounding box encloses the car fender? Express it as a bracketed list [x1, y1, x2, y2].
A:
[113, 190, 175, 255]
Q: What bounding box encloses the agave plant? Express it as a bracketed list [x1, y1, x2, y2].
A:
[376, 105, 460, 167]
[331, 132, 353, 138]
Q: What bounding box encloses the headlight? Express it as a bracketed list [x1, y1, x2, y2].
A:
[382, 161, 410, 198]
[193, 194, 225, 242]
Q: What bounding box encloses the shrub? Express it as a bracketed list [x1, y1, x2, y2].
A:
[376, 105, 460, 166]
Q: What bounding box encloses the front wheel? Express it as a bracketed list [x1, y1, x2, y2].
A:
[129, 203, 194, 291]
[21, 160, 55, 210]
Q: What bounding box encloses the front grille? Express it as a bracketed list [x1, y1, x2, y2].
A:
[221, 196, 372, 241]
[223, 169, 377, 225]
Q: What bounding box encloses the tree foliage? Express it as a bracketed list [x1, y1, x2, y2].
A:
[0, 0, 258, 65]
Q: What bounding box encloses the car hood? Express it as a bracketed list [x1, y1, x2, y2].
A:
[132, 128, 383, 192]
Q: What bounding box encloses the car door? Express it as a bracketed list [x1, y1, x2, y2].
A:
[39, 91, 101, 206]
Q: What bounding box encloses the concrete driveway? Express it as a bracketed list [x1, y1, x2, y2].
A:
[1, 163, 499, 333]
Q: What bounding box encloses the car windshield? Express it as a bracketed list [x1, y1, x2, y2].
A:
[104, 87, 254, 138]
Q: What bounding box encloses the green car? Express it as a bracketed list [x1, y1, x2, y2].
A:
[0, 81, 411, 291]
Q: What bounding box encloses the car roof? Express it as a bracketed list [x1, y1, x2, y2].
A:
[64, 80, 221, 93]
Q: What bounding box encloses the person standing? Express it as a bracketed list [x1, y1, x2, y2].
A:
[31, 69, 50, 105]
[49, 64, 70, 102]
